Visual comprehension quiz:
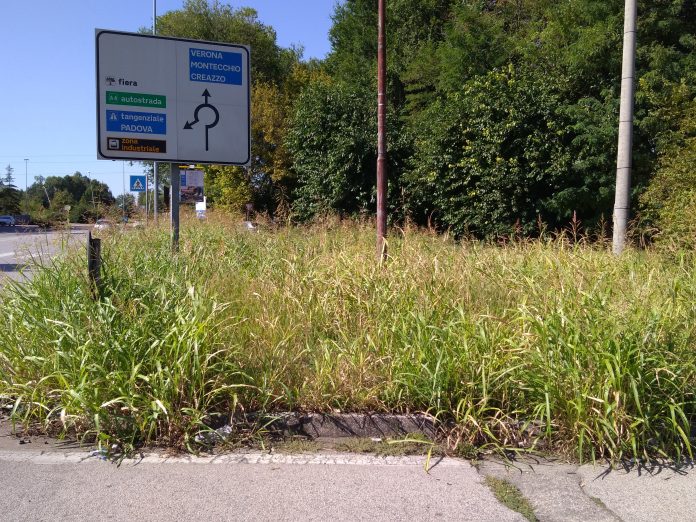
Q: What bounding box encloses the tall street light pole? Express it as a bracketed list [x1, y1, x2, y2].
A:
[24, 158, 28, 193]
[376, 0, 388, 260]
[612, 0, 637, 255]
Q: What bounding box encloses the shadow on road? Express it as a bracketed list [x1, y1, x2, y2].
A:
[0, 226, 43, 235]
[0, 264, 30, 273]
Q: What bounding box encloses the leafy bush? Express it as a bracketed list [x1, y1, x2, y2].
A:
[287, 80, 410, 222]
[641, 97, 696, 249]
[406, 67, 577, 237]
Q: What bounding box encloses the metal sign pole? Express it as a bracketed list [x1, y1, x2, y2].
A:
[171, 163, 180, 251]
[153, 0, 159, 225]
[154, 163, 159, 224]
[145, 178, 149, 226]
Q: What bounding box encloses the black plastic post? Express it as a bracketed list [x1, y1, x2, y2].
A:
[87, 231, 102, 298]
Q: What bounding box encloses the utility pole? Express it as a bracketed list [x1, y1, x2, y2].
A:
[88, 171, 96, 210]
[153, 0, 159, 224]
[612, 0, 637, 255]
[376, 0, 388, 260]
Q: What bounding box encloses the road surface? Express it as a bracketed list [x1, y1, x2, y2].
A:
[0, 434, 693, 522]
[0, 449, 524, 522]
[0, 226, 88, 282]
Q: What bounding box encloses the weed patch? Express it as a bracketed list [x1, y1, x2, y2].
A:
[485, 477, 538, 521]
[0, 219, 694, 461]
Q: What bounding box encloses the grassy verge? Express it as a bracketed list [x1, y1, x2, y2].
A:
[0, 216, 694, 460]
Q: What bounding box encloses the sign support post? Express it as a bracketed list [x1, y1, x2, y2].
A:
[154, 163, 158, 224]
[153, 0, 159, 225]
[171, 163, 180, 251]
[145, 178, 149, 225]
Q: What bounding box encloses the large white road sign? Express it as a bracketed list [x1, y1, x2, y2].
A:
[96, 30, 250, 165]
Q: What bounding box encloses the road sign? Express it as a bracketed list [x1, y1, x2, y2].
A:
[180, 168, 204, 203]
[130, 175, 147, 192]
[96, 30, 250, 165]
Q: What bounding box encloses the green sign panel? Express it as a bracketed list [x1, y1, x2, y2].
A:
[106, 91, 167, 108]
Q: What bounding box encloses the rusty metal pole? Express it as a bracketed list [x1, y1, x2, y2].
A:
[376, 0, 388, 261]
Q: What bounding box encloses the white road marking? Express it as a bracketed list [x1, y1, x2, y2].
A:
[0, 449, 465, 468]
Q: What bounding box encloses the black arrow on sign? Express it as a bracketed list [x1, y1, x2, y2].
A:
[183, 89, 219, 151]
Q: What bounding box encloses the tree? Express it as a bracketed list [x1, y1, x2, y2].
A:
[25, 173, 114, 223]
[287, 80, 410, 222]
[3, 164, 17, 187]
[640, 88, 696, 249]
[155, 0, 299, 83]
[406, 67, 575, 237]
[204, 165, 252, 213]
[116, 194, 137, 218]
[0, 165, 21, 215]
[311, 0, 696, 236]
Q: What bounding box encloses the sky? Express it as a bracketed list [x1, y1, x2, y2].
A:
[0, 1, 336, 197]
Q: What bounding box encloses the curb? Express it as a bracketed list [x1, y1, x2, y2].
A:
[0, 449, 465, 468]
[272, 413, 438, 439]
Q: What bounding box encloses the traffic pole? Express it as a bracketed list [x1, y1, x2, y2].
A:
[145, 177, 149, 226]
[153, 0, 159, 224]
[376, 0, 388, 261]
[153, 165, 159, 224]
[612, 0, 637, 255]
[171, 163, 180, 252]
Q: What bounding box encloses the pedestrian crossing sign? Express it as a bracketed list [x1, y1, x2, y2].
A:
[130, 175, 146, 192]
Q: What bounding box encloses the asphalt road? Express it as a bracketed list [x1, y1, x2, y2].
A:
[0, 451, 524, 522]
[0, 226, 88, 282]
[0, 441, 694, 522]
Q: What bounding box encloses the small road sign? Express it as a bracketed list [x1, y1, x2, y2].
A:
[130, 175, 147, 192]
[96, 30, 250, 165]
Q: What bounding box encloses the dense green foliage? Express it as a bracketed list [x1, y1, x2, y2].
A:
[640, 93, 696, 248]
[286, 0, 695, 239]
[287, 81, 410, 221]
[139, 0, 695, 241]
[407, 67, 575, 236]
[156, 0, 298, 82]
[1, 221, 694, 460]
[0, 165, 21, 215]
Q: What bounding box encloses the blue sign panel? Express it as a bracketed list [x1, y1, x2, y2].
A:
[107, 110, 166, 135]
[130, 175, 147, 192]
[189, 47, 243, 85]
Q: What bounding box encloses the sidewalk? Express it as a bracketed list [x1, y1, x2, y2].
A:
[0, 422, 693, 521]
[478, 456, 695, 522]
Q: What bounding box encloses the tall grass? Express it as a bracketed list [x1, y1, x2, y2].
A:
[0, 216, 694, 461]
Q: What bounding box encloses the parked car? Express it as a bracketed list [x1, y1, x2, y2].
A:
[93, 219, 113, 230]
[0, 215, 16, 227]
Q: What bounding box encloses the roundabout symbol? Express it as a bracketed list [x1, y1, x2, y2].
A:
[183, 89, 219, 151]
